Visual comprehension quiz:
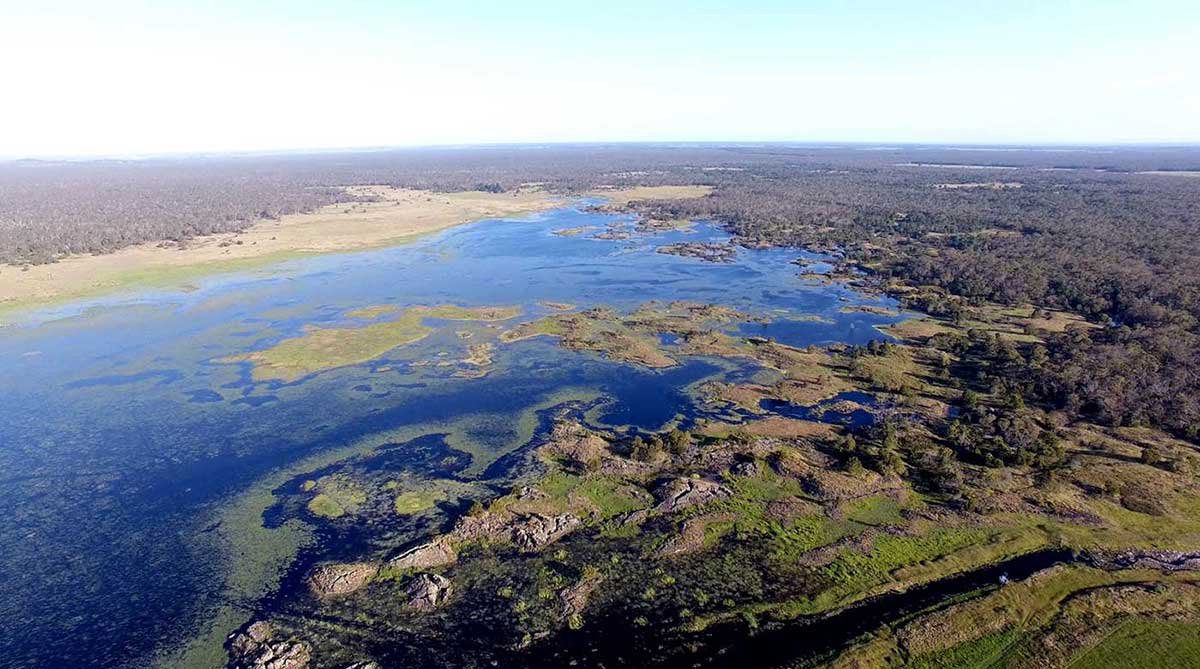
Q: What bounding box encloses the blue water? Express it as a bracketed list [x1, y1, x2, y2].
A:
[0, 203, 904, 667]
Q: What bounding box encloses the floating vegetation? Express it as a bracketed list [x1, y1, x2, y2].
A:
[500, 302, 758, 370]
[218, 304, 521, 381]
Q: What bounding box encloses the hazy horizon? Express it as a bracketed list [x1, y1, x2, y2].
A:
[3, 0, 1198, 157]
[8, 139, 1200, 163]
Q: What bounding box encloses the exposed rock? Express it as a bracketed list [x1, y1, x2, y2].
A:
[340, 663, 380, 669]
[798, 468, 904, 502]
[404, 573, 452, 610]
[389, 539, 458, 569]
[1082, 549, 1200, 572]
[764, 496, 822, 524]
[227, 621, 312, 669]
[511, 512, 583, 550]
[653, 477, 731, 513]
[560, 572, 605, 618]
[307, 562, 380, 598]
[731, 459, 760, 477]
[453, 508, 582, 550]
[452, 509, 515, 543]
[617, 509, 649, 527]
[228, 621, 274, 659]
[656, 241, 737, 263]
[658, 512, 735, 557]
[539, 420, 610, 470]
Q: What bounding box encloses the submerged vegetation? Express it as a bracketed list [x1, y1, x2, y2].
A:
[226, 292, 1200, 668]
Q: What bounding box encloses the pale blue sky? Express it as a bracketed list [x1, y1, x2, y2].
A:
[2, 0, 1197, 156]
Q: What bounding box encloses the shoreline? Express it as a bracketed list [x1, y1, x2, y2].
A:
[0, 184, 712, 323]
[0, 186, 563, 322]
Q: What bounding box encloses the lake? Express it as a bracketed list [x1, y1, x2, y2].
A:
[0, 201, 904, 667]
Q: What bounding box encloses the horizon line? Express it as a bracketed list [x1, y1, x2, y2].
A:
[5, 138, 1200, 163]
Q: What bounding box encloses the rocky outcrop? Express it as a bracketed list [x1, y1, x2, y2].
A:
[539, 420, 611, 470]
[454, 508, 582, 551]
[656, 241, 737, 263]
[560, 572, 604, 618]
[306, 562, 379, 598]
[452, 508, 515, 543]
[658, 512, 735, 557]
[1082, 549, 1200, 572]
[389, 539, 458, 569]
[653, 477, 731, 513]
[511, 512, 583, 550]
[404, 573, 452, 609]
[227, 621, 311, 669]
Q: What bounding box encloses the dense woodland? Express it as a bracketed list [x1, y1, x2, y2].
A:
[4, 143, 1200, 447]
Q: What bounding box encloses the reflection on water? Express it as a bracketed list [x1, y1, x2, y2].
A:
[0, 204, 904, 667]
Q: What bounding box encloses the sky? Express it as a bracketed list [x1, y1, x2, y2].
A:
[1, 0, 1198, 157]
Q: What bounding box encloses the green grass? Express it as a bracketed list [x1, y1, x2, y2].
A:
[768, 515, 854, 561]
[1069, 620, 1200, 669]
[576, 477, 652, 517]
[844, 495, 905, 526]
[907, 629, 1020, 669]
[500, 316, 569, 341]
[783, 527, 990, 614]
[0, 250, 317, 324]
[534, 472, 652, 519]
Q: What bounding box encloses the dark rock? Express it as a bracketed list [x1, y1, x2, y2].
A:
[1082, 549, 1200, 572]
[404, 573, 452, 610]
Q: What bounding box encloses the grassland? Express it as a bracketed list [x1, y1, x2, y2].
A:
[834, 565, 1200, 669]
[585, 184, 713, 206]
[219, 304, 520, 381]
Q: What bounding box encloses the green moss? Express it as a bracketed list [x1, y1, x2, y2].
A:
[307, 493, 346, 518]
[394, 490, 446, 514]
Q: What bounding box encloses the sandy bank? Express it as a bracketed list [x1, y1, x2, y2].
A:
[0, 185, 712, 320]
[0, 186, 560, 318]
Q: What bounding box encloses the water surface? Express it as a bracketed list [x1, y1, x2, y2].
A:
[0, 203, 904, 667]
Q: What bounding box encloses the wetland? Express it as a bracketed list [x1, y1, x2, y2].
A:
[0, 198, 905, 668]
[3, 188, 1198, 669]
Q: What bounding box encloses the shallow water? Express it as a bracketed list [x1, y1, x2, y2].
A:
[0, 203, 904, 667]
